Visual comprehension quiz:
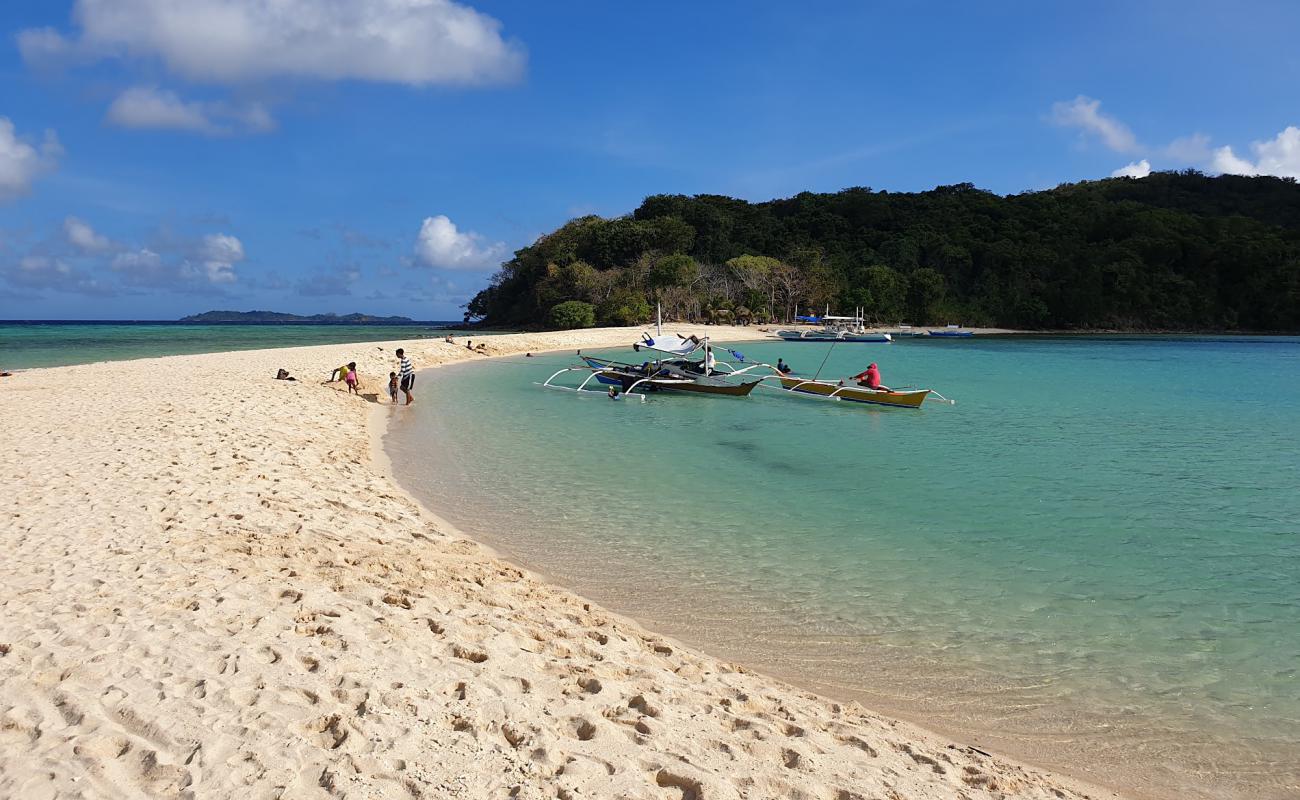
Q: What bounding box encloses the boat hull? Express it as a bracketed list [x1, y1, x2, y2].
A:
[776, 377, 930, 408]
[928, 330, 973, 337]
[660, 378, 760, 396]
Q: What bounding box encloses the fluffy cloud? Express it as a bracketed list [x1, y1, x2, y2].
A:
[111, 248, 163, 277]
[193, 233, 245, 284]
[111, 233, 245, 289]
[1111, 159, 1151, 179]
[20, 0, 525, 86]
[63, 216, 112, 252]
[0, 118, 62, 203]
[1050, 96, 1139, 153]
[1211, 126, 1300, 179]
[106, 87, 274, 134]
[414, 215, 505, 270]
[4, 254, 114, 296]
[1049, 96, 1300, 181]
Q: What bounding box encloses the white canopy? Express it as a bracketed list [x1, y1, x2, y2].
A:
[636, 333, 707, 356]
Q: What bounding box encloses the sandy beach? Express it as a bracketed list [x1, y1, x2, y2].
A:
[1, 325, 1110, 800]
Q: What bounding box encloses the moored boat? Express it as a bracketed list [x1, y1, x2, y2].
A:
[539, 333, 763, 399]
[928, 324, 974, 337]
[580, 355, 761, 396]
[773, 376, 932, 408]
[775, 310, 892, 343]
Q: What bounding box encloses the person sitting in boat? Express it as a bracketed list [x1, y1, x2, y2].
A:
[776, 358, 793, 374]
[852, 363, 891, 392]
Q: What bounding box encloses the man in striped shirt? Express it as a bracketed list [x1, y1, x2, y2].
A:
[396, 348, 415, 405]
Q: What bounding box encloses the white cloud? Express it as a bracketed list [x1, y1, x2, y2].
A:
[20, 0, 525, 86]
[105, 87, 274, 135]
[63, 216, 112, 252]
[1162, 133, 1212, 164]
[111, 248, 162, 272]
[414, 215, 505, 270]
[1111, 159, 1151, 179]
[19, 255, 70, 276]
[1050, 95, 1139, 153]
[193, 233, 245, 284]
[4, 254, 114, 296]
[1211, 126, 1300, 179]
[0, 117, 62, 203]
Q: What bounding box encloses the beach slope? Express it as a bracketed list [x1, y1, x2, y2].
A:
[1, 327, 1105, 799]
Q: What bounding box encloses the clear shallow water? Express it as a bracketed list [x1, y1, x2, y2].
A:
[0, 321, 469, 369]
[386, 336, 1300, 799]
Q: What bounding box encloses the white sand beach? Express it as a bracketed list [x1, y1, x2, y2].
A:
[1, 326, 1111, 799]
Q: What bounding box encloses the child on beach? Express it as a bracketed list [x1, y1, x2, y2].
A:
[345, 362, 359, 394]
[388, 372, 399, 403]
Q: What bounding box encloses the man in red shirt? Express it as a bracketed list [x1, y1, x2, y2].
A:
[852, 363, 890, 391]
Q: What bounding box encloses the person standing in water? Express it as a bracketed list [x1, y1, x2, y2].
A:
[396, 348, 415, 405]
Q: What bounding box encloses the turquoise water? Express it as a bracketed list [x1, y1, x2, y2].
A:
[385, 336, 1300, 800]
[0, 322, 469, 369]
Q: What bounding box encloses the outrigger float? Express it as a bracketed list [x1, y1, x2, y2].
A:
[540, 332, 952, 409]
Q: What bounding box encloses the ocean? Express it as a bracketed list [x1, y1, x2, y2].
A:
[0, 320, 464, 369]
[385, 334, 1300, 800]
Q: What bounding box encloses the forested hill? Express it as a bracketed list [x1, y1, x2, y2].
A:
[466, 172, 1300, 332]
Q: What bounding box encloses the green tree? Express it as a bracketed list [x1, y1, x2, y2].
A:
[597, 290, 652, 326]
[649, 253, 699, 292]
[907, 268, 947, 323]
[547, 300, 596, 330]
[857, 265, 906, 321]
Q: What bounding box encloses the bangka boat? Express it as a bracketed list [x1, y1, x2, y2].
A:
[884, 324, 923, 337]
[928, 325, 974, 337]
[540, 332, 762, 399]
[579, 355, 761, 396]
[767, 376, 933, 408]
[775, 310, 892, 343]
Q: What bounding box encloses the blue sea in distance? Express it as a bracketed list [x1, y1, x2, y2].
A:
[386, 335, 1300, 800]
[0, 320, 465, 369]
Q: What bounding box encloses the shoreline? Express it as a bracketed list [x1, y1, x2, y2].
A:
[2, 326, 1113, 799]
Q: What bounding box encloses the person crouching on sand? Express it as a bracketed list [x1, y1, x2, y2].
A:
[345, 362, 360, 394]
[388, 371, 399, 404]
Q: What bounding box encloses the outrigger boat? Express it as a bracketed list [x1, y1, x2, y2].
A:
[928, 324, 974, 337]
[768, 376, 934, 408]
[775, 309, 892, 343]
[540, 331, 951, 408]
[540, 333, 763, 399]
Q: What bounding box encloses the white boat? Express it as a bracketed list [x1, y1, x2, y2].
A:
[775, 310, 892, 343]
[885, 324, 923, 337]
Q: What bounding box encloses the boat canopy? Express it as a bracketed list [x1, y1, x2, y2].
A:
[636, 333, 706, 356]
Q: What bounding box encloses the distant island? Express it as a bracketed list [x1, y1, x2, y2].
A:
[180, 310, 416, 324]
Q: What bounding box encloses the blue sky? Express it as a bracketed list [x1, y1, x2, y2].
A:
[2, 0, 1298, 320]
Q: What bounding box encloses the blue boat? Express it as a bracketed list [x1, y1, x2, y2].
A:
[928, 325, 974, 337]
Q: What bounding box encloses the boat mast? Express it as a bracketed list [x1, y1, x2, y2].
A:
[656, 301, 662, 336]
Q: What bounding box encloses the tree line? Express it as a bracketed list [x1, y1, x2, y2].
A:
[465, 171, 1300, 332]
